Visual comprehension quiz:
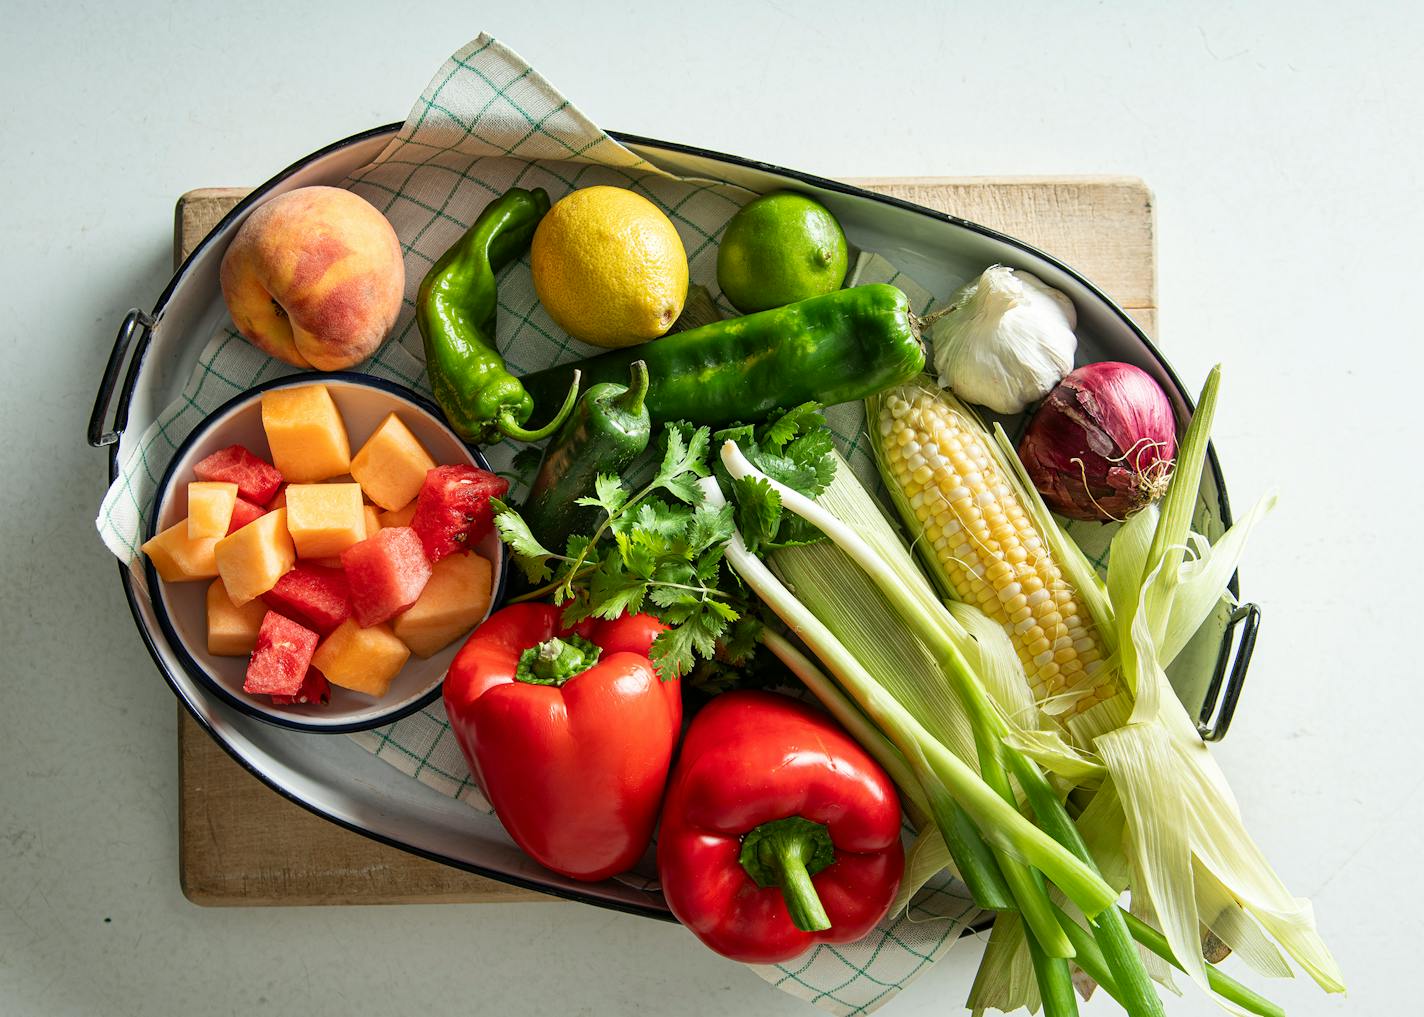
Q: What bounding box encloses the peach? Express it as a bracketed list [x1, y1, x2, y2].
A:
[219, 186, 404, 370]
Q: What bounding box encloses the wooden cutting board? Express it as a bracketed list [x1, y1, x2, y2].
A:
[176, 176, 1157, 906]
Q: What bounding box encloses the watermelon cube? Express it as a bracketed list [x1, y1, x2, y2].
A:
[194, 444, 284, 505]
[409, 465, 508, 563]
[243, 611, 319, 697]
[262, 564, 352, 635]
[226, 497, 266, 534]
[270, 666, 332, 706]
[341, 527, 433, 627]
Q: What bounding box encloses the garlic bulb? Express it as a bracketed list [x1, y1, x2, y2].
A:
[931, 266, 1078, 414]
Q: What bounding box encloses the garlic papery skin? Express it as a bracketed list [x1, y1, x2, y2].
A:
[931, 265, 1078, 414]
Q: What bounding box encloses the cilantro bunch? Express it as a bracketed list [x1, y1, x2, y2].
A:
[492, 403, 834, 680]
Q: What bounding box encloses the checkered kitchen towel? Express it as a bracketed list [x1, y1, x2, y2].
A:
[95, 35, 981, 1013]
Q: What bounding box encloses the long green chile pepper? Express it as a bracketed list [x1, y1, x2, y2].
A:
[417, 187, 579, 444]
[519, 284, 925, 429]
[522, 361, 652, 554]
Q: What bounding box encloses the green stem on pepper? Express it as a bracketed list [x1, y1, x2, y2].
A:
[515, 634, 601, 686]
[738, 817, 836, 933]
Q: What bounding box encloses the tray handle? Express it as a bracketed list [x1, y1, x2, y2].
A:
[1197, 602, 1260, 742]
[88, 309, 156, 448]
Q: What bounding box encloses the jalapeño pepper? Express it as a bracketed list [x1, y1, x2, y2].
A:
[417, 187, 579, 444]
[522, 361, 652, 554]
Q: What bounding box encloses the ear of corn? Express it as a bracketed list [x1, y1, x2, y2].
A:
[869, 380, 1115, 717]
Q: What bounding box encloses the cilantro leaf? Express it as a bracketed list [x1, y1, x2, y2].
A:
[652, 424, 711, 504]
[760, 401, 824, 449]
[650, 624, 698, 679]
[731, 476, 781, 553]
[573, 472, 628, 519]
[629, 499, 690, 538]
[491, 499, 553, 583]
[687, 502, 735, 554]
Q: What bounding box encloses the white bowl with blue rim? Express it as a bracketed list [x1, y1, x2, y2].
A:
[144, 371, 508, 734]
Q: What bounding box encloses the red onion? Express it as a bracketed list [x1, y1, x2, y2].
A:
[1017, 362, 1177, 522]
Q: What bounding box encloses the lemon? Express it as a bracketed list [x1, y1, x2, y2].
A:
[531, 186, 689, 349]
[716, 191, 848, 313]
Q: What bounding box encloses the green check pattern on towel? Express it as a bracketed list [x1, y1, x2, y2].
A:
[94, 34, 981, 1015]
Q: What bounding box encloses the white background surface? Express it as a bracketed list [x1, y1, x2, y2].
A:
[2, 1, 1417, 1014]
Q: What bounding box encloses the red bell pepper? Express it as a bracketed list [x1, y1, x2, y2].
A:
[444, 603, 680, 882]
[657, 690, 904, 963]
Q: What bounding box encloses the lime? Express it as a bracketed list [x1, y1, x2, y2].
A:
[716, 192, 849, 313]
[531, 186, 688, 349]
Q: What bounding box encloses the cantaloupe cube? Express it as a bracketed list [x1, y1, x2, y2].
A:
[285, 483, 365, 559]
[261, 384, 351, 482]
[206, 578, 268, 655]
[349, 413, 437, 511]
[214, 508, 296, 605]
[378, 501, 418, 529]
[188, 482, 239, 539]
[311, 618, 410, 697]
[392, 552, 494, 658]
[363, 505, 382, 540]
[142, 519, 219, 582]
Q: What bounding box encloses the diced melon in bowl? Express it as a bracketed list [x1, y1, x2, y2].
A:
[206, 577, 269, 656]
[285, 483, 365, 559]
[341, 526, 433, 627]
[187, 482, 239, 539]
[142, 519, 220, 582]
[262, 564, 352, 636]
[244, 611, 319, 697]
[393, 552, 493, 657]
[215, 508, 296, 605]
[143, 372, 506, 731]
[378, 501, 417, 529]
[193, 444, 284, 505]
[261, 384, 351, 482]
[312, 618, 410, 697]
[350, 412, 437, 511]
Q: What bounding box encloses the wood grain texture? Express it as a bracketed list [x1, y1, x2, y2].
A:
[175, 175, 1156, 906]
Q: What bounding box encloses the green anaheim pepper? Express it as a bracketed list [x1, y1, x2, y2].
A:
[522, 361, 652, 554]
[417, 187, 580, 444]
[519, 284, 924, 429]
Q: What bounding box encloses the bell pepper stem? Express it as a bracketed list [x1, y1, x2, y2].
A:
[739, 817, 835, 933]
[498, 370, 582, 442]
[515, 634, 601, 686]
[616, 360, 650, 416]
